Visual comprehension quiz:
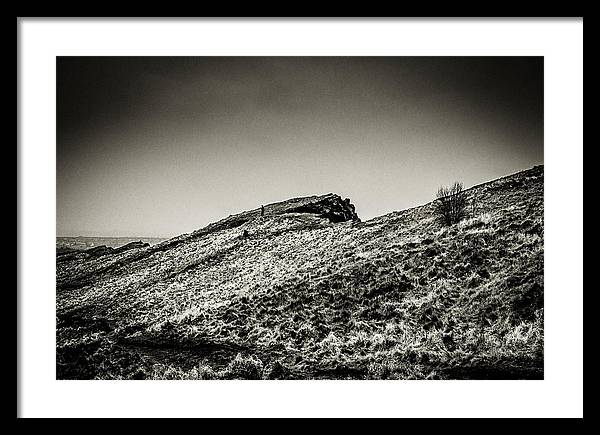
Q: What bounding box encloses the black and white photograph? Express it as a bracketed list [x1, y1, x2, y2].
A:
[18, 18, 583, 418]
[56, 56, 544, 380]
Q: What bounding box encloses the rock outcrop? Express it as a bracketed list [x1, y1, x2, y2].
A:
[286, 194, 359, 223]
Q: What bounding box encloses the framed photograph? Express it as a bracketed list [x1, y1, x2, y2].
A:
[17, 18, 583, 418]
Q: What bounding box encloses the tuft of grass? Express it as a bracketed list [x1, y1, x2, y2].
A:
[223, 353, 264, 380]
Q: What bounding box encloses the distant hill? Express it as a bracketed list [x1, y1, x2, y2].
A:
[56, 165, 544, 380]
[57, 236, 167, 251]
[56, 236, 166, 253]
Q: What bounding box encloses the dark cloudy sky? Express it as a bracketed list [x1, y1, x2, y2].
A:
[57, 57, 543, 238]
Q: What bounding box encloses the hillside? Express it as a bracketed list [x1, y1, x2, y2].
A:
[56, 165, 544, 380]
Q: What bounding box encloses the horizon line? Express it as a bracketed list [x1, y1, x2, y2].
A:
[56, 164, 543, 241]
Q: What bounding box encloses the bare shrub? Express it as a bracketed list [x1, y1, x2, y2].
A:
[434, 182, 468, 226]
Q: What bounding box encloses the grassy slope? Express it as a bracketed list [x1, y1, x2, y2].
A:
[57, 166, 543, 380]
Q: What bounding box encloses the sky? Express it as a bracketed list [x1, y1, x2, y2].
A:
[57, 56, 543, 238]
